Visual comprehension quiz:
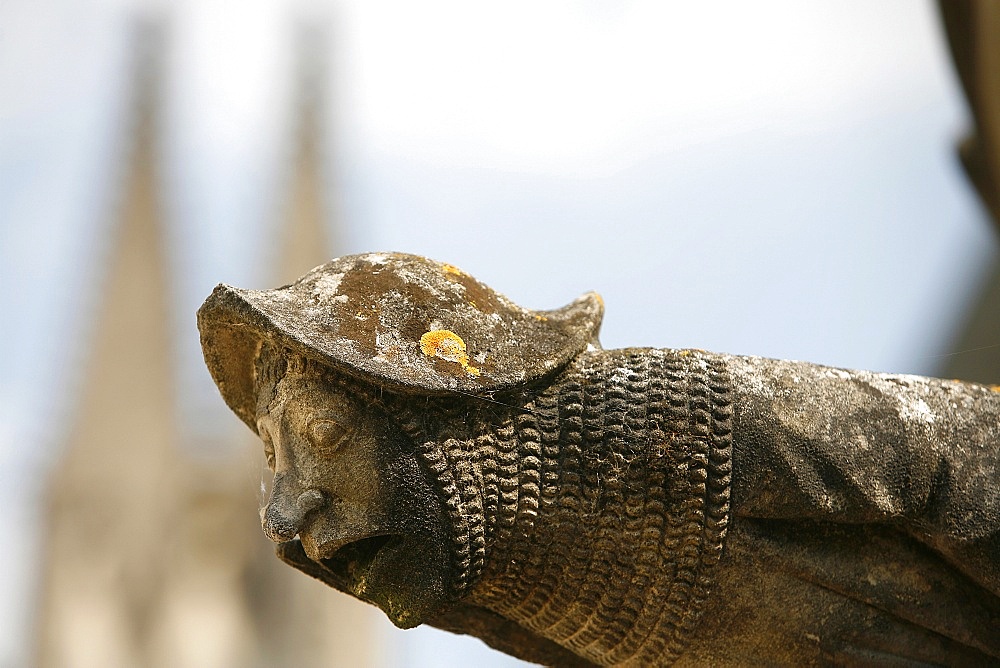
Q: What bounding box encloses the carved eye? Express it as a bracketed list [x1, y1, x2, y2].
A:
[309, 419, 349, 453]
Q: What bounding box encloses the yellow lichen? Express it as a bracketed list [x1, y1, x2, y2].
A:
[420, 329, 480, 376]
[990, 384, 1000, 393]
[441, 263, 466, 277]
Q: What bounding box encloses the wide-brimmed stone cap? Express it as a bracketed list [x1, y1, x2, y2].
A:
[198, 252, 604, 432]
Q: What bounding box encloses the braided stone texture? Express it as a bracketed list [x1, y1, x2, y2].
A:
[388, 348, 733, 666]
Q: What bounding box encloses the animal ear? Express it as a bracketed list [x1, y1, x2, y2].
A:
[198, 253, 605, 429]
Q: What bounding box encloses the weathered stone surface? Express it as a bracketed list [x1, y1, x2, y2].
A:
[198, 252, 1000, 666]
[199, 253, 602, 431]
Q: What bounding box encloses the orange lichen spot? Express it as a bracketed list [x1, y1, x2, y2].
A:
[534, 313, 548, 322]
[419, 329, 480, 376]
[594, 293, 604, 307]
[990, 384, 1000, 393]
[441, 263, 466, 277]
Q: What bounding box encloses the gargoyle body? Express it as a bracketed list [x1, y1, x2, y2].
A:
[198, 253, 1000, 666]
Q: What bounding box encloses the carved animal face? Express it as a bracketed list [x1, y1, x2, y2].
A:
[256, 368, 450, 627]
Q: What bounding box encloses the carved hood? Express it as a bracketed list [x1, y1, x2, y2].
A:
[197, 252, 604, 432]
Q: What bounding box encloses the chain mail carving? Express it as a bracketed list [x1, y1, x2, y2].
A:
[381, 348, 732, 665]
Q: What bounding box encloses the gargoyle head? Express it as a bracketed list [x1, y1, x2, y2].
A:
[251, 350, 450, 627]
[197, 252, 603, 627]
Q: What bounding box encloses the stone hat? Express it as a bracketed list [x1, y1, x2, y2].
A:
[197, 252, 604, 432]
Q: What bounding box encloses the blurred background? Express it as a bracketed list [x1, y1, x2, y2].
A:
[2, 1, 998, 666]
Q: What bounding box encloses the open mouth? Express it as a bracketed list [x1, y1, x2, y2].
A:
[277, 533, 444, 628]
[319, 534, 395, 581]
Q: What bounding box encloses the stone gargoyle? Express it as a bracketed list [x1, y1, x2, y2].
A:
[198, 252, 1000, 666]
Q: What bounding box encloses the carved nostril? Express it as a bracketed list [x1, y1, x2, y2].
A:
[297, 489, 325, 513]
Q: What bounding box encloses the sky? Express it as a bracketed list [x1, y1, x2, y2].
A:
[1, 1, 996, 665]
